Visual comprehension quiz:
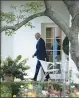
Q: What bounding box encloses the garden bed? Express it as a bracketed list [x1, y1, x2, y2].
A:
[1, 81, 79, 97]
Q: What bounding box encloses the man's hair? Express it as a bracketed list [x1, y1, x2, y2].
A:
[36, 32, 40, 35]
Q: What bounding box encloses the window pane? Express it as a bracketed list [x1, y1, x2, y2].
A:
[46, 51, 53, 62]
[54, 27, 62, 38]
[53, 38, 62, 50]
[46, 27, 53, 38]
[46, 43, 52, 50]
[55, 64, 61, 74]
[53, 51, 61, 62]
[46, 51, 53, 55]
[46, 39, 53, 43]
[46, 28, 51, 38]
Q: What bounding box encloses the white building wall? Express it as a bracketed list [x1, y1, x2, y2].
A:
[1, 32, 14, 59]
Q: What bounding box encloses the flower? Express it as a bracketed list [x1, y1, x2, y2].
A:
[13, 95, 16, 97]
[20, 85, 24, 88]
[28, 84, 33, 89]
[18, 69, 22, 72]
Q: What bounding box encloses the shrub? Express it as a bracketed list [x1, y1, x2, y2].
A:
[1, 55, 30, 81]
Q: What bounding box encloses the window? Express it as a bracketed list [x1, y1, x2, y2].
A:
[45, 27, 62, 73]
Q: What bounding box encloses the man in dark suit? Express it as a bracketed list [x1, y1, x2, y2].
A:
[32, 33, 49, 81]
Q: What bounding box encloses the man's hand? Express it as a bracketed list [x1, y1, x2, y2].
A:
[32, 55, 34, 58]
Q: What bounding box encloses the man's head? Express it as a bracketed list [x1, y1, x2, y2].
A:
[35, 32, 41, 40]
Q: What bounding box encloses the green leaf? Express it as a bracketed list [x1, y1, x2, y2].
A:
[14, 55, 22, 63]
[5, 29, 16, 36]
[6, 56, 12, 62]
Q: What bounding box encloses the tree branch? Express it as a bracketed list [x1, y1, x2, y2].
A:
[1, 11, 45, 32]
[44, 1, 70, 38]
[62, 0, 79, 17]
[44, 0, 51, 10]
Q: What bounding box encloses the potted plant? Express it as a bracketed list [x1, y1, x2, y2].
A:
[1, 55, 30, 82]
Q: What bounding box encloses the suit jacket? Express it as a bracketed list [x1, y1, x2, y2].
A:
[34, 38, 46, 60]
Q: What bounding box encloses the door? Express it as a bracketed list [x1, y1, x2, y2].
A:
[41, 23, 62, 81]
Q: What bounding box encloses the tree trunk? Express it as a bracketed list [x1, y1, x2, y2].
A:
[70, 43, 79, 71]
[70, 10, 79, 70]
[70, 26, 79, 71]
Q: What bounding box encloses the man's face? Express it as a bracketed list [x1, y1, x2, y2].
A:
[35, 34, 39, 40]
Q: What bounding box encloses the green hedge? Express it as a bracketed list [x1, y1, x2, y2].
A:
[1, 82, 25, 97]
[1, 83, 12, 97]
